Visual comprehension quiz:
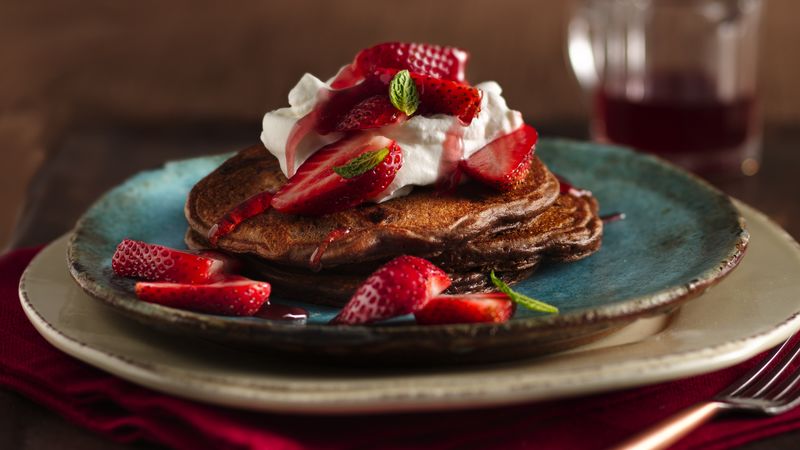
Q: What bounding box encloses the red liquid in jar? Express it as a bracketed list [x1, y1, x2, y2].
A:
[594, 72, 756, 155]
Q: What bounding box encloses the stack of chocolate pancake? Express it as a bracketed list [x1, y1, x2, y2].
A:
[185, 144, 602, 306]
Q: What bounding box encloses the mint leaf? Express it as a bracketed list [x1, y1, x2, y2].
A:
[389, 70, 419, 116]
[490, 271, 559, 314]
[333, 148, 390, 179]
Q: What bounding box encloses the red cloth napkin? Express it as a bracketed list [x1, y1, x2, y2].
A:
[2, 246, 800, 450]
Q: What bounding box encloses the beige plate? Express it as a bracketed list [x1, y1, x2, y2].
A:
[19, 202, 800, 414]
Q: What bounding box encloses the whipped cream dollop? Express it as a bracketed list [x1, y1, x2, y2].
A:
[260, 73, 524, 201]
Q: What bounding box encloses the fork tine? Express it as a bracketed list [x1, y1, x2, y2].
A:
[760, 370, 800, 415]
[754, 341, 800, 400]
[751, 341, 800, 398]
[772, 372, 800, 403]
[614, 335, 800, 449]
[720, 337, 799, 398]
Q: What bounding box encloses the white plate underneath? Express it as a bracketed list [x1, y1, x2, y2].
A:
[18, 202, 800, 414]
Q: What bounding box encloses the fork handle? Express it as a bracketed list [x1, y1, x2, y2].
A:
[609, 401, 727, 450]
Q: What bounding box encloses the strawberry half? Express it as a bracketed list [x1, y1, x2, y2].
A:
[356, 69, 483, 125]
[314, 75, 389, 134]
[112, 239, 238, 284]
[208, 190, 274, 246]
[330, 42, 469, 89]
[414, 292, 515, 325]
[407, 255, 453, 297]
[271, 134, 403, 216]
[312, 67, 481, 134]
[135, 276, 271, 316]
[363, 68, 482, 124]
[285, 74, 393, 175]
[336, 95, 407, 132]
[331, 255, 452, 325]
[461, 124, 538, 191]
[401, 70, 482, 125]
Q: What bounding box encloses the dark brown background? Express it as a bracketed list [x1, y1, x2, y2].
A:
[2, 0, 800, 248]
[3, 1, 800, 449]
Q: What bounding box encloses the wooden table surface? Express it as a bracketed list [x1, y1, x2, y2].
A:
[3, 122, 800, 449]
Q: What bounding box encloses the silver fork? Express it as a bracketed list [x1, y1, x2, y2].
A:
[610, 335, 800, 450]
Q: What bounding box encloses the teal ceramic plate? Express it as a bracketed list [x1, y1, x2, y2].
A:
[67, 139, 748, 363]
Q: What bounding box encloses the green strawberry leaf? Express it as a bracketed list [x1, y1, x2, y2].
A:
[389, 70, 420, 116]
[490, 271, 559, 314]
[333, 148, 390, 179]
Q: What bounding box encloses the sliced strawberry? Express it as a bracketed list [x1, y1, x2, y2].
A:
[197, 250, 242, 274]
[271, 134, 403, 216]
[208, 191, 274, 246]
[307, 66, 480, 136]
[112, 239, 237, 284]
[330, 42, 469, 89]
[315, 75, 389, 134]
[461, 124, 538, 191]
[285, 73, 394, 176]
[135, 276, 270, 316]
[331, 255, 452, 325]
[414, 292, 515, 325]
[284, 76, 391, 171]
[360, 68, 482, 124]
[288, 72, 398, 170]
[336, 95, 407, 132]
[412, 72, 483, 125]
[407, 255, 453, 298]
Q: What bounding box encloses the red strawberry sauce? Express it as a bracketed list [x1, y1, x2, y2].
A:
[284, 90, 332, 177]
[556, 175, 626, 223]
[436, 121, 466, 192]
[208, 190, 275, 246]
[255, 303, 309, 321]
[555, 174, 592, 197]
[601, 212, 626, 223]
[309, 227, 352, 271]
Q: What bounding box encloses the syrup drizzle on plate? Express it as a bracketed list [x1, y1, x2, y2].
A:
[255, 303, 309, 322]
[555, 174, 592, 197]
[601, 212, 626, 223]
[556, 174, 625, 223]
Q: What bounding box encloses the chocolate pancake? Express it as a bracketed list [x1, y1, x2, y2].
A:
[431, 191, 603, 271]
[185, 144, 561, 270]
[185, 190, 602, 306]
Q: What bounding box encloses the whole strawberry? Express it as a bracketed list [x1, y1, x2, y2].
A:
[331, 256, 452, 325]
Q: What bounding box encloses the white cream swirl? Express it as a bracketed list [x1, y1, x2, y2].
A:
[260, 74, 523, 201]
